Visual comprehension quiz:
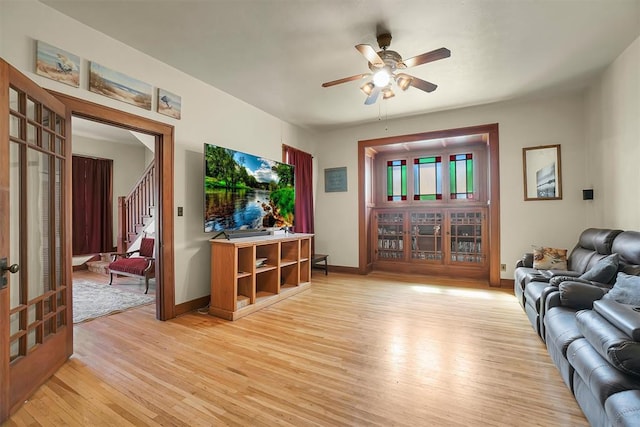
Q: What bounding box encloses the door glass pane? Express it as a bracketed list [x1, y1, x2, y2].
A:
[27, 123, 36, 145]
[43, 130, 54, 151]
[27, 329, 36, 349]
[26, 97, 36, 120]
[10, 341, 19, 361]
[10, 142, 21, 309]
[27, 148, 51, 298]
[42, 107, 51, 129]
[44, 319, 53, 337]
[55, 158, 62, 287]
[10, 312, 20, 336]
[44, 295, 53, 315]
[57, 288, 65, 307]
[55, 114, 63, 135]
[9, 86, 19, 112]
[28, 304, 36, 324]
[9, 113, 21, 138]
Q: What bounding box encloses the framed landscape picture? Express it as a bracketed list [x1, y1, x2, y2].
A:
[35, 41, 80, 87]
[89, 62, 152, 110]
[157, 88, 182, 119]
[523, 144, 562, 200]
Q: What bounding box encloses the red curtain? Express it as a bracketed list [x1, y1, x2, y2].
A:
[72, 155, 113, 255]
[283, 145, 314, 234]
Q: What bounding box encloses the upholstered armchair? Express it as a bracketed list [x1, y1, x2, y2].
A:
[108, 237, 155, 294]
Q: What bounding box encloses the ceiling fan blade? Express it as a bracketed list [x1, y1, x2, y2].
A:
[322, 73, 370, 88]
[403, 47, 451, 68]
[364, 86, 381, 105]
[408, 75, 438, 92]
[355, 44, 384, 67]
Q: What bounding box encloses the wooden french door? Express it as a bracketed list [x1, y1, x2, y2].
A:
[0, 59, 73, 421]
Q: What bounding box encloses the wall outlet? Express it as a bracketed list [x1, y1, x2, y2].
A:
[500, 263, 507, 272]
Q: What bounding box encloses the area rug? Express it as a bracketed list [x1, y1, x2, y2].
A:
[73, 280, 155, 324]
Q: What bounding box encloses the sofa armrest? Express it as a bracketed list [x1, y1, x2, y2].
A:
[539, 285, 560, 329]
[559, 281, 609, 310]
[594, 300, 640, 341]
[517, 252, 534, 268]
[545, 290, 561, 313]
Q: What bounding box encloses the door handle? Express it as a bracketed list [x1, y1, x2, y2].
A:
[0, 257, 19, 289]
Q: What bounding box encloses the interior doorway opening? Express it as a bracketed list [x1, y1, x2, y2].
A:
[70, 117, 158, 321]
[50, 90, 176, 320]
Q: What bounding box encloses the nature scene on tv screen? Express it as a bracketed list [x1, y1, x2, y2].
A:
[204, 144, 295, 232]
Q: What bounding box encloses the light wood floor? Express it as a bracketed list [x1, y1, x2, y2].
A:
[6, 272, 587, 426]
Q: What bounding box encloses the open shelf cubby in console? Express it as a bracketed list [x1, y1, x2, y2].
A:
[209, 233, 313, 320]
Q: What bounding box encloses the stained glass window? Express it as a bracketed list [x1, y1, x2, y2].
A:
[387, 160, 407, 201]
[450, 153, 474, 199]
[413, 156, 442, 200]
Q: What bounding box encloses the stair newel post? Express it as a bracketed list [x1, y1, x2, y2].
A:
[117, 196, 127, 253]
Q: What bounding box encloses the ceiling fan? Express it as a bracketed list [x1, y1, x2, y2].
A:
[321, 32, 451, 105]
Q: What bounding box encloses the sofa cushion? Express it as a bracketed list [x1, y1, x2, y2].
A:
[568, 338, 640, 406]
[604, 273, 640, 305]
[605, 390, 640, 427]
[533, 247, 568, 270]
[559, 281, 608, 310]
[524, 281, 551, 312]
[576, 309, 640, 378]
[580, 253, 620, 284]
[544, 306, 583, 357]
[579, 228, 622, 255]
[109, 257, 150, 275]
[612, 231, 640, 266]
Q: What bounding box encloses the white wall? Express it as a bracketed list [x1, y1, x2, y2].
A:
[314, 93, 590, 279]
[1, 0, 317, 304]
[72, 135, 148, 247]
[585, 36, 640, 230]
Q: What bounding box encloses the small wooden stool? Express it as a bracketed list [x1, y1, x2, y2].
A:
[311, 254, 328, 275]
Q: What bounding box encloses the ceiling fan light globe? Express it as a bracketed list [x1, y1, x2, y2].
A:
[373, 70, 391, 87]
[382, 88, 395, 100]
[396, 75, 412, 91]
[360, 82, 375, 95]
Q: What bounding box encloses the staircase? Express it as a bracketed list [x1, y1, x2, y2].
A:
[117, 161, 156, 253]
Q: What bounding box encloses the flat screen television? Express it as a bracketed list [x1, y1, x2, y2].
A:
[204, 143, 295, 234]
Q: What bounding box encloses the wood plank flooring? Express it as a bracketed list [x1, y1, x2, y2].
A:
[5, 272, 587, 426]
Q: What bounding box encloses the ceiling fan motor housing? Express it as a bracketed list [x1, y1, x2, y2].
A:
[377, 32, 393, 49]
[368, 50, 403, 72]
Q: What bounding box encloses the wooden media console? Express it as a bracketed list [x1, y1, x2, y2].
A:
[209, 233, 313, 320]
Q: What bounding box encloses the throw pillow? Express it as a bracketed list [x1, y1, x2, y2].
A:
[603, 272, 640, 305]
[559, 281, 608, 310]
[533, 247, 568, 270]
[579, 253, 620, 284]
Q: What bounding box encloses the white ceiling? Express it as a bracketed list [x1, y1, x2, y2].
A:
[72, 116, 140, 144]
[42, 0, 640, 132]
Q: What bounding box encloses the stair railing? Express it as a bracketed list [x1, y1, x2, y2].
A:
[117, 161, 155, 253]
